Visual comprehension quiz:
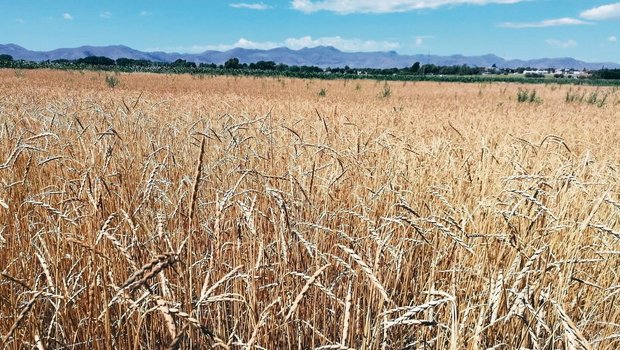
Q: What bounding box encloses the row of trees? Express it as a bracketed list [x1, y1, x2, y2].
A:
[1, 53, 619, 81]
[594, 69, 620, 80]
[0, 54, 485, 75]
[0, 54, 13, 63]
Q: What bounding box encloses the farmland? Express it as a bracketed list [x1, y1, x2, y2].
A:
[1, 69, 620, 349]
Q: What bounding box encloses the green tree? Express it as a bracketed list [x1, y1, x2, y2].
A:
[255, 61, 276, 70]
[171, 59, 196, 68]
[76, 56, 115, 66]
[0, 54, 12, 67]
[224, 57, 240, 69]
[116, 58, 151, 67]
[411, 61, 420, 73]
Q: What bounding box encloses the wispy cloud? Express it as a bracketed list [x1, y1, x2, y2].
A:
[149, 36, 401, 53]
[291, 0, 527, 14]
[15, 18, 25, 24]
[62, 13, 73, 20]
[230, 2, 272, 10]
[609, 35, 618, 42]
[100, 11, 112, 19]
[580, 3, 620, 21]
[284, 36, 400, 51]
[546, 39, 577, 49]
[139, 11, 152, 16]
[201, 38, 281, 51]
[500, 17, 589, 28]
[414, 36, 433, 47]
[146, 41, 271, 54]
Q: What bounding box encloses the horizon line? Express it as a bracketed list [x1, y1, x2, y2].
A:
[2, 42, 620, 66]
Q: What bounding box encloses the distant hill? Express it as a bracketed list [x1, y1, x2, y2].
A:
[1, 43, 618, 70]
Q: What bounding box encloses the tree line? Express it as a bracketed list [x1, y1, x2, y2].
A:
[1, 54, 619, 84]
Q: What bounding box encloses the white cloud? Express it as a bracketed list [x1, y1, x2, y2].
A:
[414, 36, 433, 47]
[284, 36, 400, 51]
[139, 11, 152, 16]
[147, 45, 210, 53]
[150, 36, 401, 53]
[147, 39, 280, 53]
[609, 35, 618, 42]
[230, 2, 272, 10]
[15, 18, 25, 24]
[100, 11, 112, 19]
[210, 38, 281, 51]
[500, 17, 590, 28]
[546, 39, 577, 49]
[291, 0, 526, 14]
[580, 3, 620, 21]
[62, 13, 73, 20]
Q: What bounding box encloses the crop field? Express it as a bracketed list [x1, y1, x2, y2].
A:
[1, 69, 620, 349]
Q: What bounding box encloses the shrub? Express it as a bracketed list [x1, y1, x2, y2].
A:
[517, 88, 541, 103]
[105, 75, 120, 88]
[566, 88, 608, 107]
[565, 89, 585, 103]
[586, 91, 608, 107]
[380, 82, 392, 98]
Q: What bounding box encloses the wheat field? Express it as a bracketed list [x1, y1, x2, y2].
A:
[1, 69, 620, 349]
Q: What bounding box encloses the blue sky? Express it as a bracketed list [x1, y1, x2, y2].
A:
[1, 1, 619, 62]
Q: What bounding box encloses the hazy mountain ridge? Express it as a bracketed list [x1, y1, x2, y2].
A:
[1, 43, 618, 70]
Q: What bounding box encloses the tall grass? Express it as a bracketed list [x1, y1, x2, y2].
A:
[517, 88, 541, 103]
[0, 69, 619, 349]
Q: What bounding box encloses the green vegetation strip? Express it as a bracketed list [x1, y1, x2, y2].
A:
[1, 54, 619, 86]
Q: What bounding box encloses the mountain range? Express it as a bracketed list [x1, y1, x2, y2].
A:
[1, 43, 618, 70]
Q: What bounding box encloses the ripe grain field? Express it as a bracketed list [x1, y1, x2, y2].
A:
[1, 69, 620, 349]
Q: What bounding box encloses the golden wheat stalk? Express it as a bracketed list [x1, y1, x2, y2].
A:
[552, 299, 593, 350]
[284, 263, 331, 322]
[246, 297, 282, 349]
[337, 244, 391, 303]
[2, 291, 42, 346]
